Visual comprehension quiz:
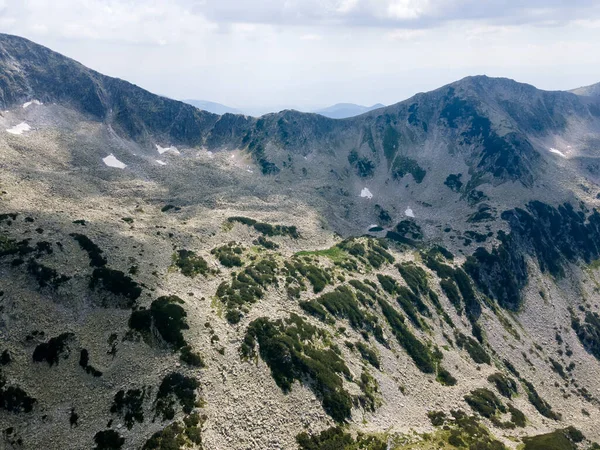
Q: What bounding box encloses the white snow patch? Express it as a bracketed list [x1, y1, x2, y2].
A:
[368, 224, 380, 229]
[6, 122, 31, 135]
[549, 147, 567, 158]
[360, 188, 373, 199]
[22, 100, 42, 109]
[103, 154, 126, 169]
[156, 144, 180, 155]
[156, 160, 167, 166]
[246, 169, 253, 173]
[404, 207, 415, 218]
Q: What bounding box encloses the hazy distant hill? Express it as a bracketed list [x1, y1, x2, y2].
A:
[183, 99, 242, 115]
[570, 82, 600, 97]
[313, 102, 385, 118]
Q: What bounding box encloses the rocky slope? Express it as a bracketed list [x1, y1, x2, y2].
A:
[1, 33, 600, 450]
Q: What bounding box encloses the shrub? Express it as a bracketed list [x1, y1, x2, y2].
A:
[455, 332, 490, 365]
[143, 413, 206, 449]
[32, 333, 74, 366]
[0, 376, 36, 413]
[487, 372, 518, 398]
[522, 379, 561, 420]
[90, 267, 141, 305]
[211, 243, 244, 268]
[129, 296, 189, 349]
[27, 260, 70, 289]
[111, 389, 146, 429]
[437, 366, 457, 386]
[180, 346, 205, 368]
[241, 314, 352, 422]
[355, 342, 380, 369]
[79, 349, 103, 377]
[378, 299, 437, 373]
[94, 430, 125, 450]
[154, 373, 199, 421]
[522, 427, 584, 450]
[172, 250, 209, 277]
[70, 233, 107, 267]
[464, 388, 506, 419]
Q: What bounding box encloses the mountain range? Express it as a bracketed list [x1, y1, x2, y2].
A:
[1, 32, 600, 450]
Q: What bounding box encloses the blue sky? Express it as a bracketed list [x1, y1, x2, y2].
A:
[2, 0, 600, 114]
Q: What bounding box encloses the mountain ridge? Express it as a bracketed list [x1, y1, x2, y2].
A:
[1, 33, 600, 450]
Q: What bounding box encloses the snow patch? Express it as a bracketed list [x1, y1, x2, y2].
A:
[360, 188, 373, 199]
[549, 147, 567, 158]
[156, 160, 167, 166]
[156, 144, 180, 155]
[23, 100, 42, 109]
[405, 207, 415, 218]
[103, 154, 126, 169]
[6, 122, 31, 135]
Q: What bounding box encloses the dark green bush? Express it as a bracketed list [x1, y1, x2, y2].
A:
[211, 243, 244, 267]
[173, 250, 209, 277]
[522, 379, 561, 420]
[90, 267, 141, 305]
[111, 388, 146, 429]
[464, 388, 506, 418]
[154, 373, 199, 421]
[129, 296, 189, 349]
[455, 332, 490, 365]
[241, 314, 352, 422]
[180, 346, 205, 368]
[27, 260, 70, 289]
[143, 413, 206, 449]
[487, 372, 518, 398]
[94, 430, 125, 450]
[70, 233, 107, 267]
[0, 376, 37, 413]
[436, 366, 457, 386]
[355, 341, 380, 369]
[378, 299, 437, 373]
[32, 333, 74, 366]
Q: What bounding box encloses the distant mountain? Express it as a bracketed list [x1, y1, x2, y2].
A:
[313, 102, 385, 118]
[570, 82, 600, 97]
[183, 99, 242, 115]
[4, 33, 600, 450]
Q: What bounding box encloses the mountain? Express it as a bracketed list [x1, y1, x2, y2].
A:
[570, 82, 600, 97]
[1, 33, 600, 450]
[313, 102, 385, 118]
[182, 99, 242, 115]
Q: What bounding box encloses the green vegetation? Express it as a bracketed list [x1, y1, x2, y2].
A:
[172, 250, 210, 277]
[356, 369, 381, 412]
[296, 426, 386, 450]
[254, 236, 279, 250]
[129, 296, 189, 349]
[79, 349, 103, 377]
[455, 332, 490, 365]
[383, 125, 400, 163]
[111, 388, 146, 429]
[300, 286, 385, 344]
[522, 427, 585, 450]
[571, 310, 600, 360]
[425, 409, 508, 450]
[0, 374, 37, 413]
[211, 242, 244, 268]
[377, 274, 398, 294]
[392, 156, 426, 183]
[348, 150, 375, 178]
[90, 267, 141, 306]
[378, 298, 438, 374]
[440, 279, 462, 314]
[397, 262, 428, 295]
[487, 373, 518, 398]
[436, 366, 457, 386]
[355, 341, 380, 369]
[180, 345, 205, 368]
[27, 260, 70, 289]
[337, 238, 394, 269]
[444, 173, 463, 192]
[241, 314, 352, 422]
[32, 332, 74, 366]
[387, 220, 423, 246]
[227, 217, 299, 239]
[154, 372, 200, 421]
[285, 259, 331, 293]
[70, 233, 107, 267]
[216, 258, 279, 323]
[94, 430, 125, 450]
[143, 413, 206, 449]
[522, 379, 561, 420]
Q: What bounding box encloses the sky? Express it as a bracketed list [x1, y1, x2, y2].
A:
[2, 0, 600, 114]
